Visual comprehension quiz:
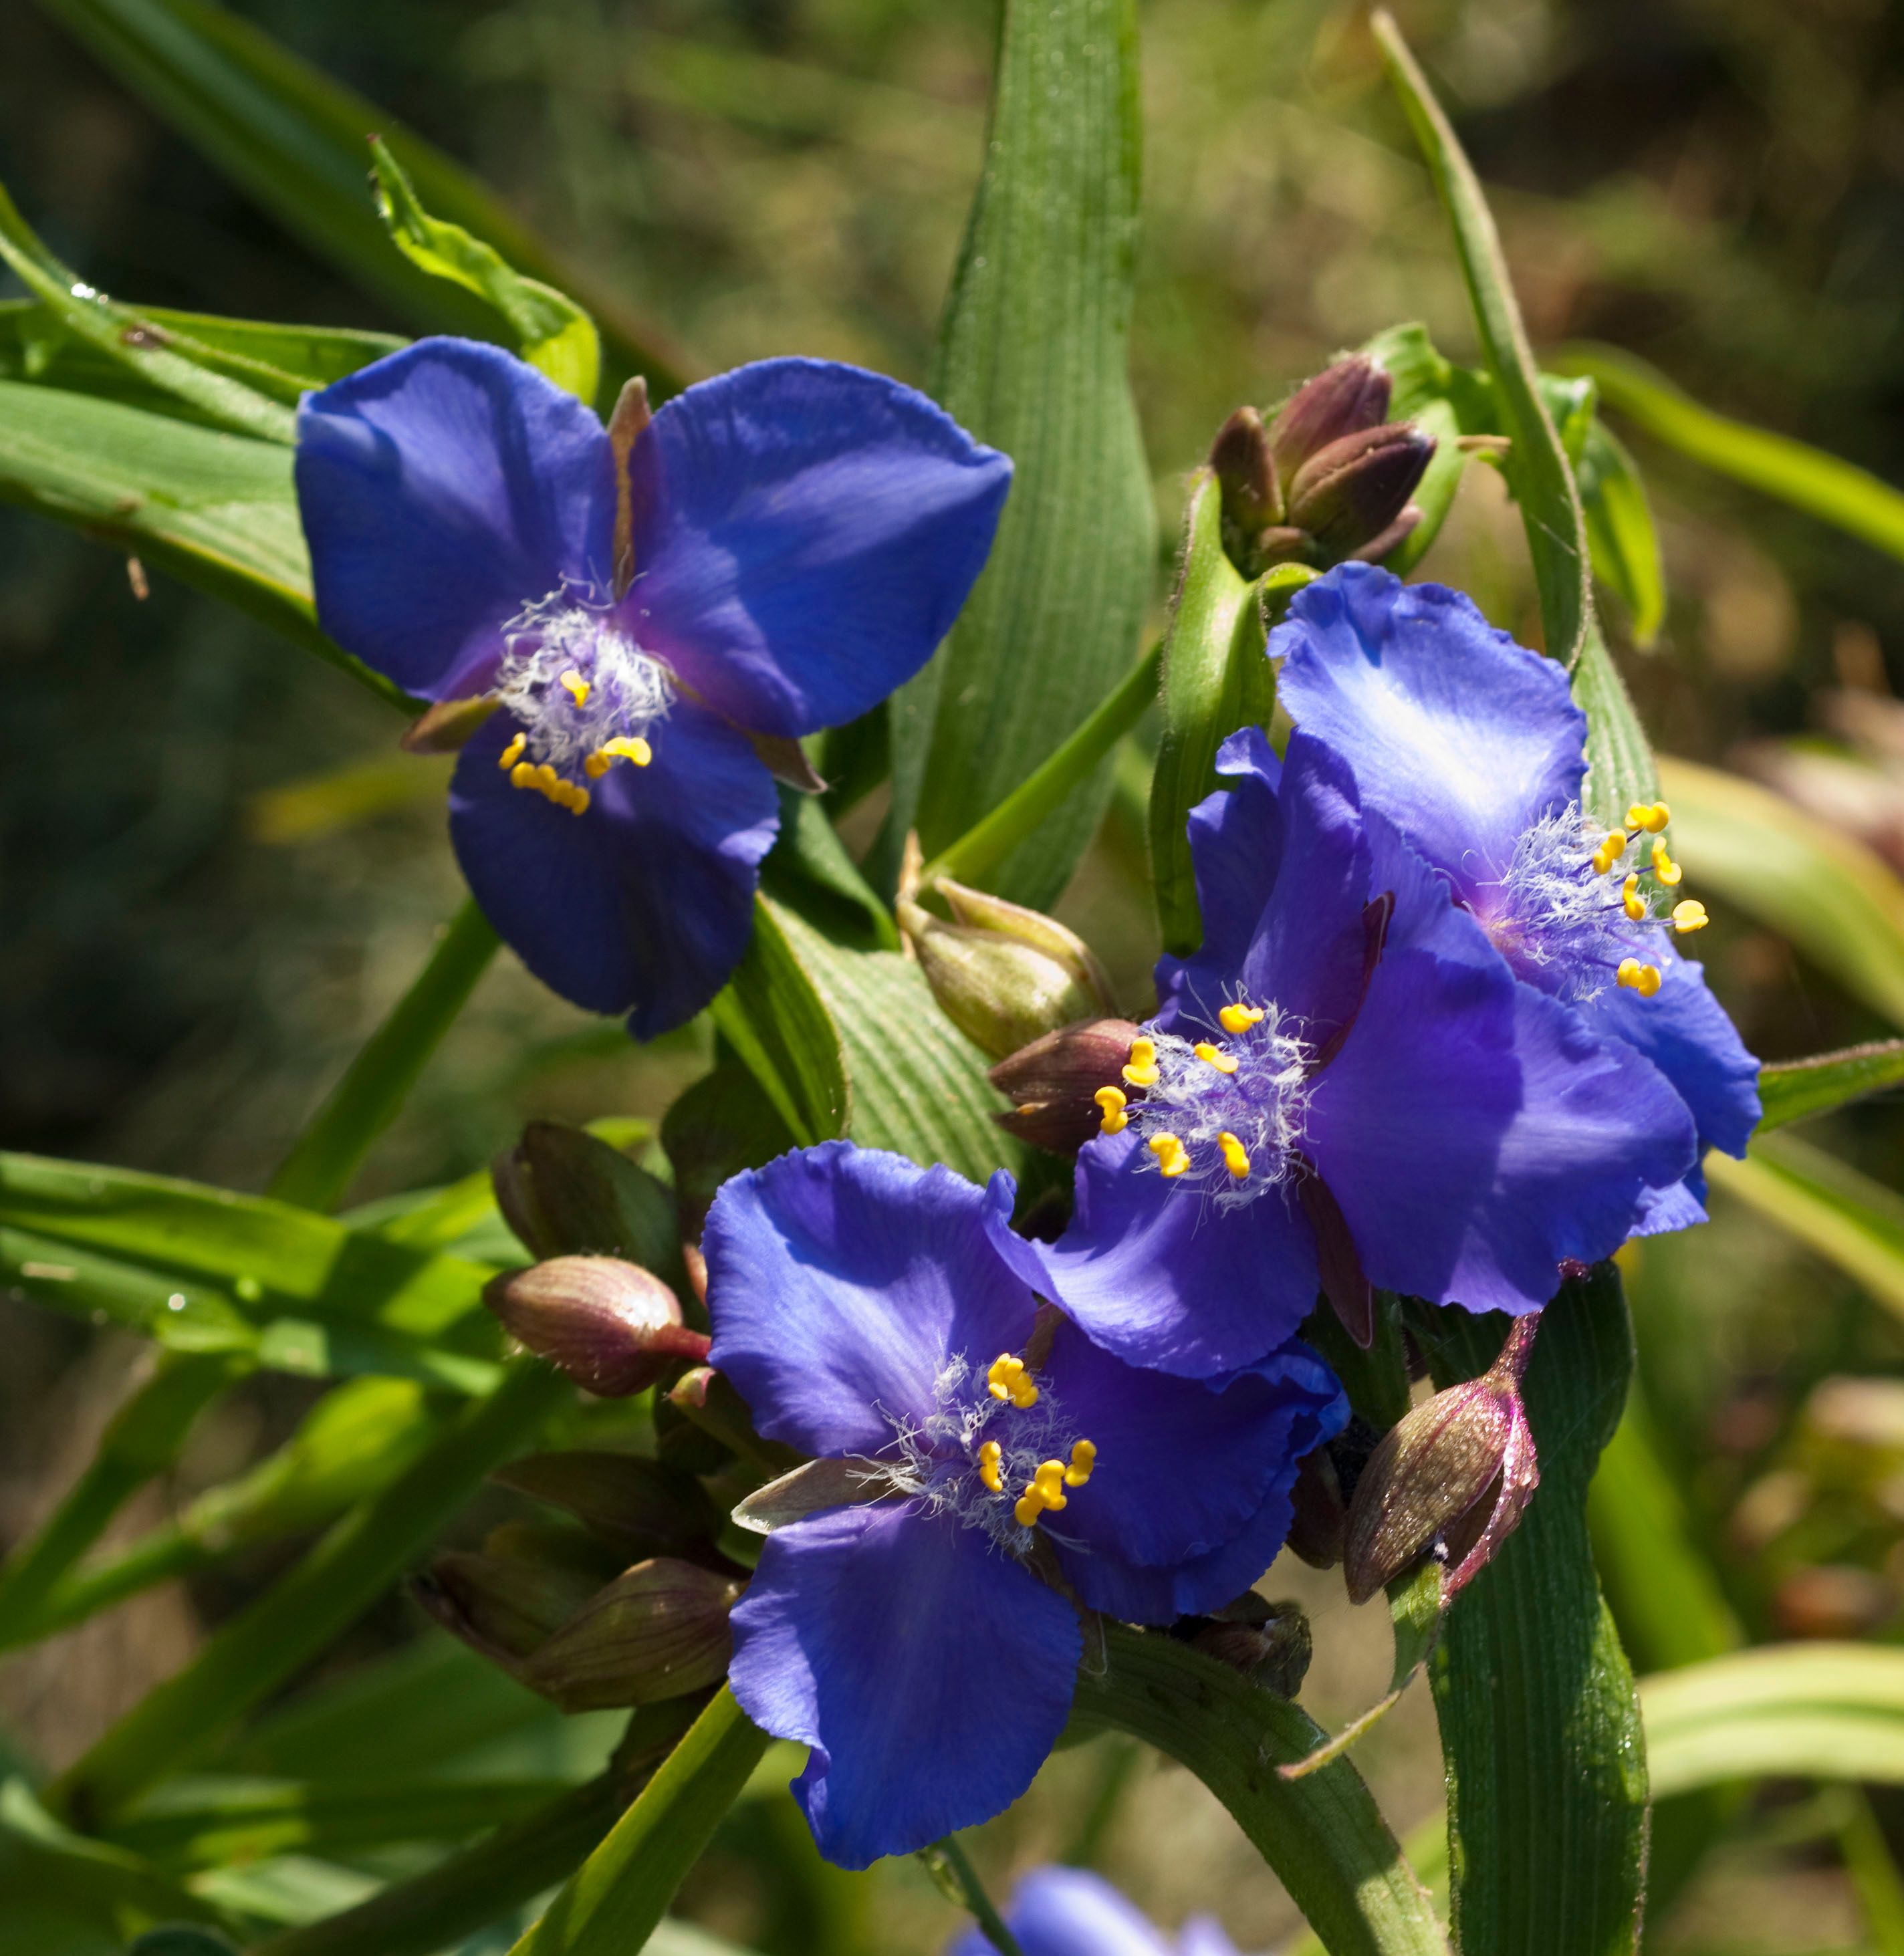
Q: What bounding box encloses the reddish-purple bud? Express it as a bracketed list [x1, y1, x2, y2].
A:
[1343, 1314, 1541, 1606]
[1190, 1593, 1312, 1697]
[1286, 1446, 1348, 1570]
[1268, 355, 1393, 486]
[1282, 424, 1434, 564]
[986, 1017, 1145, 1154]
[484, 1256, 709, 1397]
[1209, 405, 1280, 537]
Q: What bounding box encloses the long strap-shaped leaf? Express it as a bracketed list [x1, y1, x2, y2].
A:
[1412, 1268, 1649, 1956]
[888, 0, 1156, 908]
[1069, 1622, 1448, 1955]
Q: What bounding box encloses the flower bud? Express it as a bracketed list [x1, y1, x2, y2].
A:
[491, 1450, 718, 1560]
[492, 1120, 678, 1267]
[899, 878, 1116, 1061]
[1343, 1314, 1540, 1606]
[517, 1557, 743, 1710]
[1268, 355, 1393, 487]
[484, 1255, 709, 1397]
[1209, 405, 1280, 539]
[986, 1017, 1145, 1153]
[1280, 424, 1434, 566]
[1285, 1446, 1347, 1570]
[1190, 1594, 1312, 1698]
[415, 1545, 604, 1663]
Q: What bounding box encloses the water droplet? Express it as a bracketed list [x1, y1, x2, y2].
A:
[166, 1293, 187, 1312]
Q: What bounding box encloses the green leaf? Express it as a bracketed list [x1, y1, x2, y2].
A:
[0, 182, 293, 439]
[368, 138, 599, 404]
[1707, 1132, 1904, 1326]
[1758, 1042, 1904, 1132]
[508, 1690, 769, 1956]
[1068, 1622, 1447, 1955]
[889, 0, 1156, 907]
[660, 1062, 796, 1233]
[1559, 341, 1904, 564]
[758, 790, 899, 955]
[1412, 1267, 1648, 1956]
[1577, 416, 1666, 647]
[267, 899, 501, 1211]
[31, 0, 687, 399]
[45, 1360, 570, 1824]
[0, 380, 408, 709]
[1659, 753, 1904, 1030]
[1642, 1644, 1904, 1798]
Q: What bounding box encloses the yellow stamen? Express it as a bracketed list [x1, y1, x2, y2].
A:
[977, 1439, 1003, 1493]
[985, 1353, 1039, 1410]
[1591, 831, 1627, 876]
[1627, 802, 1671, 834]
[1014, 1490, 1046, 1528]
[560, 670, 591, 707]
[1094, 1086, 1129, 1135]
[1672, 898, 1709, 934]
[1147, 1132, 1190, 1178]
[1031, 1460, 1068, 1513]
[1622, 874, 1646, 923]
[1651, 838, 1683, 887]
[1217, 1130, 1252, 1180]
[1219, 1003, 1265, 1035]
[1064, 1439, 1097, 1488]
[497, 731, 527, 769]
[586, 734, 654, 777]
[1194, 1042, 1239, 1074]
[1122, 1037, 1159, 1088]
[510, 761, 538, 790]
[1617, 957, 1662, 997]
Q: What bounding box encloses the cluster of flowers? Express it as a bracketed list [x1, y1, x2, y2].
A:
[297, 341, 1760, 1872]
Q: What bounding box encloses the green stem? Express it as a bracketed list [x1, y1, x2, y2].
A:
[927, 1836, 1024, 1956]
[920, 643, 1161, 890]
[267, 899, 499, 1213]
[47, 1359, 567, 1827]
[0, 1350, 245, 1646]
[507, 1688, 769, 1955]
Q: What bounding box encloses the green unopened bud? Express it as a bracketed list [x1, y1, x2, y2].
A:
[1267, 355, 1393, 486]
[1190, 1594, 1312, 1697]
[1344, 1315, 1540, 1606]
[484, 1255, 709, 1397]
[899, 874, 1117, 1061]
[492, 1120, 679, 1267]
[416, 1545, 604, 1663]
[987, 1017, 1145, 1154]
[517, 1557, 743, 1710]
[492, 1450, 718, 1560]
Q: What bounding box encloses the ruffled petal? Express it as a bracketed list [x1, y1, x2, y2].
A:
[447, 697, 778, 1037]
[620, 358, 1011, 738]
[1572, 940, 1762, 1160]
[1042, 1330, 1345, 1620]
[1000, 1130, 1320, 1378]
[949, 1868, 1173, 1956]
[1272, 564, 1586, 890]
[1631, 1171, 1709, 1237]
[730, 1503, 1080, 1869]
[706, 1148, 1037, 1457]
[295, 338, 614, 701]
[1307, 933, 1698, 1314]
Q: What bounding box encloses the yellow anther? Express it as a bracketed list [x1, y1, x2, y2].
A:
[1627, 801, 1671, 834]
[1030, 1461, 1069, 1513]
[1621, 874, 1646, 923]
[1122, 1037, 1159, 1088]
[985, 1353, 1038, 1409]
[1672, 898, 1709, 934]
[497, 731, 527, 769]
[586, 735, 655, 777]
[560, 669, 591, 707]
[1650, 838, 1683, 887]
[584, 751, 612, 779]
[1147, 1132, 1190, 1178]
[1591, 831, 1627, 876]
[1194, 1042, 1239, 1074]
[1094, 1086, 1129, 1135]
[1064, 1439, 1097, 1488]
[1219, 1002, 1266, 1035]
[563, 783, 591, 816]
[1617, 958, 1662, 997]
[510, 761, 538, 790]
[1013, 1491, 1046, 1528]
[977, 1439, 1003, 1493]
[1217, 1131, 1252, 1180]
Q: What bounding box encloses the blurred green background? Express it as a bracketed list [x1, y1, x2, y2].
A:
[6, 0, 1904, 1947]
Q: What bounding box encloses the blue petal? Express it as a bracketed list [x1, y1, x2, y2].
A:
[706, 1148, 1037, 1458]
[447, 697, 778, 1037]
[1572, 939, 1762, 1159]
[729, 1502, 1080, 1869]
[295, 338, 614, 701]
[1307, 935, 1698, 1314]
[620, 358, 1011, 738]
[1177, 1919, 1245, 1956]
[949, 1868, 1174, 1956]
[1631, 1173, 1709, 1236]
[1272, 564, 1586, 891]
[995, 1130, 1320, 1378]
[1042, 1330, 1346, 1620]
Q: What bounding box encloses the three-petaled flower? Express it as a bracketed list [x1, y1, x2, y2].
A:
[1007, 727, 1701, 1376]
[704, 1141, 1344, 1867]
[946, 1865, 1252, 1956]
[295, 340, 1009, 1037]
[1272, 564, 1760, 1231]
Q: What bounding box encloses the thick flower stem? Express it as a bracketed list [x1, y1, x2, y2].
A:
[267, 898, 500, 1212]
[923, 1834, 1025, 1956]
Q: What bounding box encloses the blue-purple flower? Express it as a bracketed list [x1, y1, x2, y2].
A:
[946, 1866, 1251, 1956]
[1272, 564, 1760, 1230]
[703, 1141, 1344, 1868]
[1005, 729, 1699, 1377]
[295, 340, 1009, 1037]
